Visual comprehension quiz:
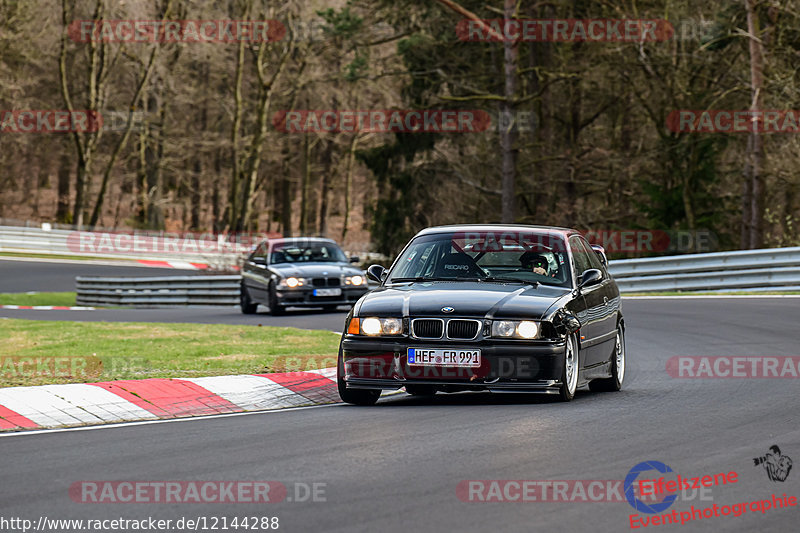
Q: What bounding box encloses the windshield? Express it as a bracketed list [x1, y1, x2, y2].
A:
[270, 240, 348, 264]
[387, 230, 572, 288]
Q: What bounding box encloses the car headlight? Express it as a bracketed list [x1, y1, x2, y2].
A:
[516, 321, 539, 339]
[345, 275, 365, 286]
[493, 320, 516, 337]
[278, 277, 307, 289]
[348, 317, 403, 336]
[491, 320, 540, 339]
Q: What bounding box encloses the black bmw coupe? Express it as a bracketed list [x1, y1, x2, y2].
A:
[337, 225, 625, 404]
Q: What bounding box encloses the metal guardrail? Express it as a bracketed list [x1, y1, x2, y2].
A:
[608, 247, 800, 293]
[76, 275, 242, 307]
[76, 274, 377, 307]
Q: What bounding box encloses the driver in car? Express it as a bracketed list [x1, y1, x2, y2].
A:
[520, 251, 550, 276]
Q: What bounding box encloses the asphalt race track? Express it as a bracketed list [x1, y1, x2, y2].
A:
[0, 259, 196, 293]
[1, 297, 799, 532]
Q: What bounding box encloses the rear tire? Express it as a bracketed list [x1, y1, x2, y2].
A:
[240, 285, 258, 314]
[405, 385, 436, 397]
[558, 334, 579, 402]
[268, 283, 286, 316]
[337, 346, 380, 406]
[589, 325, 625, 392]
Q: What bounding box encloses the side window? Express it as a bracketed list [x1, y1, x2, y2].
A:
[569, 237, 592, 278]
[579, 238, 605, 272]
[252, 243, 267, 261]
[393, 242, 438, 278]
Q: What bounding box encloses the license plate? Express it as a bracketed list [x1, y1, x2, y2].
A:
[407, 348, 481, 367]
[314, 288, 342, 297]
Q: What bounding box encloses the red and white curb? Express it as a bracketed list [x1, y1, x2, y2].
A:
[0, 305, 95, 310]
[0, 255, 212, 270]
[0, 368, 339, 431]
[135, 259, 211, 270]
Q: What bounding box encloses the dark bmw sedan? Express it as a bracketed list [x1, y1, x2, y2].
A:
[337, 225, 625, 404]
[240, 238, 369, 315]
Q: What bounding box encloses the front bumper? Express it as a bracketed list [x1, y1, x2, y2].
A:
[276, 287, 368, 308]
[341, 337, 567, 393]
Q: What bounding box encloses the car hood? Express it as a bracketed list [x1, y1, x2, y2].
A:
[356, 281, 571, 320]
[269, 262, 362, 278]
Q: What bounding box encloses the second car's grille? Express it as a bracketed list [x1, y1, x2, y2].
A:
[412, 319, 444, 339]
[447, 320, 480, 340]
[312, 278, 340, 287]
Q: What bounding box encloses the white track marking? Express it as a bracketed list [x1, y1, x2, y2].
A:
[0, 403, 339, 437]
[0, 305, 95, 310]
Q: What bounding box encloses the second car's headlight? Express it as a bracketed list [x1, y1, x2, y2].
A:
[278, 277, 308, 288]
[352, 317, 403, 336]
[345, 275, 365, 286]
[491, 320, 540, 339]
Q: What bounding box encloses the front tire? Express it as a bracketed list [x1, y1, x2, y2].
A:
[589, 325, 625, 392]
[337, 346, 380, 406]
[558, 333, 580, 402]
[268, 283, 286, 316]
[240, 285, 258, 314]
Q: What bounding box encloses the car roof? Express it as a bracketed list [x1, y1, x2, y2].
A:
[413, 224, 581, 238]
[266, 237, 339, 246]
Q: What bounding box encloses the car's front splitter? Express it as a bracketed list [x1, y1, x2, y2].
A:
[276, 288, 368, 307]
[344, 377, 561, 394]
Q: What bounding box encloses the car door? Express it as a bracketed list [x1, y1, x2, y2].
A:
[574, 236, 618, 368]
[569, 236, 607, 368]
[243, 242, 269, 301]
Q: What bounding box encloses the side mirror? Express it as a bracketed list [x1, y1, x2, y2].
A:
[578, 268, 603, 289]
[251, 256, 267, 266]
[349, 256, 360, 264]
[590, 244, 608, 266]
[366, 264, 387, 283]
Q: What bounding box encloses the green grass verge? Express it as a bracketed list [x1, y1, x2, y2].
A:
[0, 318, 341, 388]
[623, 291, 800, 296]
[0, 292, 77, 306]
